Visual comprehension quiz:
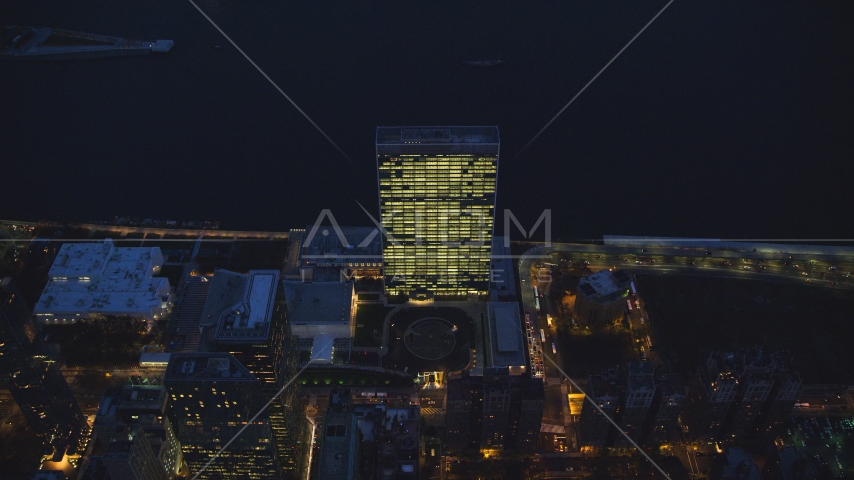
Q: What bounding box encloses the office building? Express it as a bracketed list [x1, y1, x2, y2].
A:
[166, 275, 212, 352]
[683, 349, 802, 443]
[617, 361, 656, 447]
[578, 367, 624, 448]
[514, 376, 545, 451]
[682, 352, 742, 443]
[197, 269, 309, 478]
[758, 352, 802, 440]
[291, 226, 383, 282]
[485, 302, 527, 375]
[0, 277, 85, 461]
[728, 349, 776, 439]
[33, 239, 172, 325]
[281, 280, 354, 340]
[480, 374, 512, 452]
[100, 433, 168, 480]
[444, 372, 483, 454]
[376, 126, 499, 299]
[573, 269, 631, 327]
[92, 385, 181, 479]
[445, 371, 543, 455]
[648, 373, 686, 446]
[352, 401, 420, 480]
[281, 280, 355, 367]
[79, 457, 111, 480]
[316, 389, 360, 480]
[164, 353, 281, 479]
[489, 237, 516, 302]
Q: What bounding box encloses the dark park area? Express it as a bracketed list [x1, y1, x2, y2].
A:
[44, 317, 156, 367]
[555, 329, 635, 378]
[638, 274, 854, 383]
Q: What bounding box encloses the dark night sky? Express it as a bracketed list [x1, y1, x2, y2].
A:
[1, 0, 852, 241]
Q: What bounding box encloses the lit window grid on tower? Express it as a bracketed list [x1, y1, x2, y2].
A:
[378, 154, 497, 296]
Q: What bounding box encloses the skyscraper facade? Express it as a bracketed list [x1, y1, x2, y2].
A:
[0, 277, 85, 461]
[444, 372, 483, 454]
[681, 352, 742, 443]
[616, 362, 656, 447]
[648, 373, 686, 446]
[444, 372, 543, 455]
[164, 353, 281, 480]
[376, 127, 499, 298]
[196, 269, 308, 477]
[578, 368, 624, 448]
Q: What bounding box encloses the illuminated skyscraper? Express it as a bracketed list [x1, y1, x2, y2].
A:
[197, 269, 309, 478]
[164, 353, 281, 480]
[376, 127, 499, 298]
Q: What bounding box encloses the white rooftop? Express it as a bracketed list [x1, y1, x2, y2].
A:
[48, 241, 113, 279]
[34, 240, 170, 322]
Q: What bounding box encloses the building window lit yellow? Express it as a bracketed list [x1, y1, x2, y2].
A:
[377, 127, 499, 298]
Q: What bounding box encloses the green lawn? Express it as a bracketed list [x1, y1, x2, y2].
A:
[45, 317, 155, 367]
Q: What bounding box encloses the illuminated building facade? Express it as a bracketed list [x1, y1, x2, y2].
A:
[196, 270, 309, 478]
[682, 349, 801, 443]
[164, 353, 281, 479]
[0, 277, 85, 462]
[376, 126, 499, 298]
[682, 352, 742, 442]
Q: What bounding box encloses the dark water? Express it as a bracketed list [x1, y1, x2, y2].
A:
[2, 1, 853, 240]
